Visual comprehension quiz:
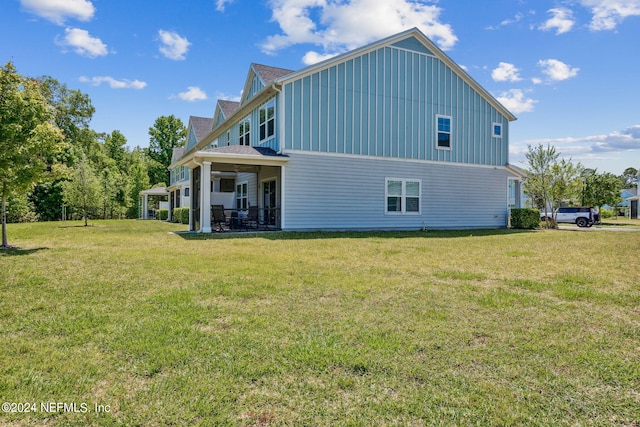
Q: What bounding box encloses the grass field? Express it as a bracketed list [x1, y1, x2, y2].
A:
[1, 220, 639, 426]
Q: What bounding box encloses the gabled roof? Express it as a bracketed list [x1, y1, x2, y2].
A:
[171, 147, 184, 163]
[218, 100, 240, 118]
[189, 116, 214, 141]
[239, 63, 295, 105]
[184, 27, 517, 158]
[273, 27, 517, 122]
[252, 63, 295, 85]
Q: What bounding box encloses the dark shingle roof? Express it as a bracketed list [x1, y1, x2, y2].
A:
[171, 147, 184, 163]
[218, 100, 240, 119]
[203, 145, 284, 157]
[190, 116, 214, 141]
[252, 63, 295, 85]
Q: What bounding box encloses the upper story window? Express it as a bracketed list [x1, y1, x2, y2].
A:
[436, 115, 452, 149]
[492, 122, 503, 138]
[226, 130, 231, 146]
[239, 116, 250, 146]
[259, 99, 275, 141]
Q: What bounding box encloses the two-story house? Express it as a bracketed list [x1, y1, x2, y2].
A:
[170, 27, 526, 232]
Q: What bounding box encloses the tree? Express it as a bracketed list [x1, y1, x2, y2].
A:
[31, 77, 96, 219]
[523, 144, 558, 225]
[582, 170, 622, 212]
[523, 144, 583, 228]
[620, 167, 638, 189]
[549, 158, 582, 211]
[0, 62, 65, 248]
[62, 154, 101, 226]
[145, 115, 186, 185]
[126, 149, 151, 218]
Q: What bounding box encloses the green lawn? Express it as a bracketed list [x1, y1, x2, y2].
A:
[1, 220, 639, 426]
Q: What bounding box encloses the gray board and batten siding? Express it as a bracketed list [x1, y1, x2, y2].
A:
[280, 36, 511, 167]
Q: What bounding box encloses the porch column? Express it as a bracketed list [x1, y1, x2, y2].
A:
[142, 194, 148, 219]
[200, 161, 212, 232]
[189, 172, 194, 231]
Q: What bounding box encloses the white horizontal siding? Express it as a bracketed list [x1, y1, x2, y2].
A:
[282, 152, 514, 230]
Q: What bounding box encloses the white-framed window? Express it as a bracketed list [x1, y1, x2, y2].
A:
[259, 98, 276, 141]
[239, 116, 250, 146]
[236, 182, 248, 210]
[385, 178, 421, 214]
[436, 115, 452, 149]
[226, 130, 231, 146]
[492, 122, 503, 138]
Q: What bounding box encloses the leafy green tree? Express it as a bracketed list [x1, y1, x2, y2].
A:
[126, 149, 151, 218]
[582, 170, 623, 212]
[103, 130, 128, 167]
[620, 167, 638, 188]
[146, 115, 186, 185]
[62, 154, 101, 226]
[31, 77, 97, 219]
[549, 158, 583, 210]
[523, 144, 558, 226]
[29, 181, 65, 221]
[524, 144, 583, 228]
[0, 62, 65, 248]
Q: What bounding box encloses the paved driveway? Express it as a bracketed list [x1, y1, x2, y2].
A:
[558, 224, 640, 232]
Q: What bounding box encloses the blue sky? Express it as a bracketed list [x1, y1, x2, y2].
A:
[2, 0, 639, 174]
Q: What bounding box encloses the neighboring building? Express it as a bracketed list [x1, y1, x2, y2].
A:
[170, 27, 526, 232]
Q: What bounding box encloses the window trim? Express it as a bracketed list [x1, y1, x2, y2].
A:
[385, 178, 421, 215]
[492, 122, 503, 138]
[236, 181, 248, 210]
[238, 116, 250, 146]
[259, 98, 276, 142]
[436, 114, 452, 150]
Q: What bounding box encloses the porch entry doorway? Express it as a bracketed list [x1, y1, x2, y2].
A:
[262, 179, 277, 227]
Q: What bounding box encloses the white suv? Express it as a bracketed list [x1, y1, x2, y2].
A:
[541, 207, 600, 227]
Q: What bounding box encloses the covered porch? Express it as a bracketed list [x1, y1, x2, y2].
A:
[139, 187, 169, 219]
[179, 146, 289, 233]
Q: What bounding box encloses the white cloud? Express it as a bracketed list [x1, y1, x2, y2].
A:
[302, 50, 341, 65]
[216, 0, 234, 11]
[579, 0, 640, 30]
[496, 89, 537, 114]
[261, 0, 458, 59]
[79, 76, 146, 89]
[158, 30, 191, 61]
[491, 62, 522, 82]
[216, 92, 242, 102]
[20, 0, 95, 25]
[514, 125, 640, 159]
[538, 7, 575, 34]
[175, 86, 208, 102]
[485, 10, 536, 30]
[537, 59, 579, 81]
[56, 28, 108, 57]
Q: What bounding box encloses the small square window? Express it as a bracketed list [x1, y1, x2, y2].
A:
[492, 123, 503, 138]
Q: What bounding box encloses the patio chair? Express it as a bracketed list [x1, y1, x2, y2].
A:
[211, 205, 228, 232]
[245, 206, 262, 230]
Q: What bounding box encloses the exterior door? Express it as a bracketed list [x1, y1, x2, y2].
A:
[262, 179, 277, 227]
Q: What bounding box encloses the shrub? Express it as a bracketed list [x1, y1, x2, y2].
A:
[510, 208, 541, 229]
[156, 209, 168, 221]
[600, 209, 613, 219]
[173, 207, 189, 224]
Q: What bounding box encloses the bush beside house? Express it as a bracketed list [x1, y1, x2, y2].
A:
[173, 207, 189, 224]
[511, 208, 541, 229]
